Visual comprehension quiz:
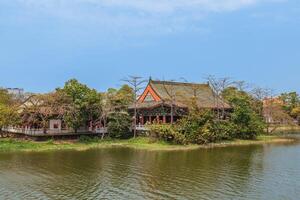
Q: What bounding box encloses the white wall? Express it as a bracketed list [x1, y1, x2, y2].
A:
[49, 119, 62, 130]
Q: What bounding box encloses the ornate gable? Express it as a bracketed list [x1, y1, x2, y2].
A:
[138, 84, 161, 103]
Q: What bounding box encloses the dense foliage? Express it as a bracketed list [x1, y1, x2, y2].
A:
[107, 112, 132, 139]
[2, 77, 297, 144]
[223, 87, 265, 139]
[0, 89, 19, 136]
[148, 86, 265, 144]
[148, 124, 186, 144]
[60, 79, 103, 132]
[279, 92, 300, 123]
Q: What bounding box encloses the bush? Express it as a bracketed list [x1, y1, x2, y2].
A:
[46, 139, 55, 144]
[176, 109, 219, 144]
[174, 108, 239, 144]
[78, 135, 99, 143]
[209, 120, 237, 141]
[107, 112, 132, 139]
[148, 124, 186, 145]
[179, 120, 218, 144]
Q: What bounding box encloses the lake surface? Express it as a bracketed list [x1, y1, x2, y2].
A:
[0, 137, 300, 200]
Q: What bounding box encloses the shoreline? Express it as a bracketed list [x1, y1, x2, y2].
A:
[0, 135, 297, 153]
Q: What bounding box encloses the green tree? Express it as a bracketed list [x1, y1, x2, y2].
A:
[0, 89, 13, 105]
[107, 112, 132, 138]
[176, 108, 232, 144]
[61, 79, 102, 133]
[105, 85, 134, 111]
[223, 87, 265, 139]
[99, 85, 134, 134]
[280, 92, 300, 116]
[177, 108, 213, 143]
[116, 84, 134, 108]
[0, 105, 17, 136]
[0, 89, 19, 137]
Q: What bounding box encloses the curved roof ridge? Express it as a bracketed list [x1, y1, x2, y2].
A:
[150, 80, 209, 87]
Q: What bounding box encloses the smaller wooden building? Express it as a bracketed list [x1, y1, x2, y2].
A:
[129, 79, 231, 125]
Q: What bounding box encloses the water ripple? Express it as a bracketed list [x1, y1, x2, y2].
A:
[0, 141, 300, 200]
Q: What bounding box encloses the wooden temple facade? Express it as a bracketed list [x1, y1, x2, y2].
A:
[129, 79, 231, 125]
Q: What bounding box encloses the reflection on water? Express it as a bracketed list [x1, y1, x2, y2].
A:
[0, 140, 300, 200]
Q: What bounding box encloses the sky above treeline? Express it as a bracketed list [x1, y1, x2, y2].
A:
[0, 0, 299, 94]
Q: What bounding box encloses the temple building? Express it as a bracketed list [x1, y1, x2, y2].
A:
[129, 79, 231, 125]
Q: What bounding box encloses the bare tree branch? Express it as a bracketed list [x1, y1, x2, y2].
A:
[205, 75, 233, 120]
[122, 76, 147, 138]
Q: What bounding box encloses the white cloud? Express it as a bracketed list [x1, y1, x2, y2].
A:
[10, 0, 285, 35]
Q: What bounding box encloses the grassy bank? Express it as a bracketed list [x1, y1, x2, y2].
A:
[0, 137, 197, 152]
[269, 125, 300, 134]
[0, 135, 297, 153]
[208, 135, 296, 148]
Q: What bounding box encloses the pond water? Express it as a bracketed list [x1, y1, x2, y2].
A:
[0, 137, 300, 200]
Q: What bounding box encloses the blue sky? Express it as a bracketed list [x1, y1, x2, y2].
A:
[0, 0, 299, 94]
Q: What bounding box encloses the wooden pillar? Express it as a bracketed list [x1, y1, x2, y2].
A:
[156, 115, 159, 124]
[163, 115, 166, 123]
[140, 115, 144, 125]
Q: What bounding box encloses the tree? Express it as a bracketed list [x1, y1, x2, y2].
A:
[27, 92, 70, 133]
[107, 112, 132, 139]
[250, 87, 272, 116]
[222, 87, 265, 139]
[263, 99, 294, 133]
[279, 92, 300, 115]
[116, 85, 135, 108]
[176, 108, 214, 144]
[0, 89, 19, 137]
[161, 79, 178, 124]
[205, 75, 233, 120]
[61, 79, 102, 133]
[106, 85, 134, 110]
[0, 89, 13, 105]
[96, 85, 135, 139]
[174, 106, 235, 144]
[122, 76, 147, 138]
[291, 107, 300, 124]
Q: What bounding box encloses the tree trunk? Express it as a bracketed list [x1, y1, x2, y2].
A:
[0, 127, 3, 138]
[133, 101, 137, 138]
[101, 119, 107, 140]
[171, 105, 174, 124]
[42, 119, 48, 134]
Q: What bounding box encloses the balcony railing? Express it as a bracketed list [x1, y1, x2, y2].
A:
[2, 127, 95, 136]
[135, 125, 149, 131]
[2, 125, 148, 136]
[95, 127, 108, 134]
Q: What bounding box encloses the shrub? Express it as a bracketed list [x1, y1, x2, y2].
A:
[179, 120, 218, 144]
[176, 109, 219, 144]
[46, 139, 55, 144]
[148, 124, 186, 145]
[209, 120, 237, 140]
[78, 135, 99, 143]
